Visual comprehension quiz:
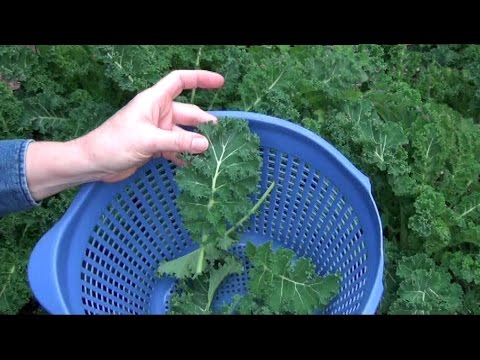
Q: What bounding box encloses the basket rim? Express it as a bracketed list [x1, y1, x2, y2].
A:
[210, 110, 372, 189]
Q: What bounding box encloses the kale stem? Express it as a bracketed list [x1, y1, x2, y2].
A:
[195, 233, 208, 275]
[399, 202, 408, 251]
[207, 70, 229, 111]
[190, 46, 203, 104]
[226, 181, 275, 237]
[195, 246, 205, 275]
[0, 265, 15, 299]
[245, 68, 285, 111]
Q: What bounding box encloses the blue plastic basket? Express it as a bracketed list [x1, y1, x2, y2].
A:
[28, 111, 384, 315]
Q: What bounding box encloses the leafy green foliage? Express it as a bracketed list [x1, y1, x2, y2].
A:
[441, 251, 480, 286]
[408, 185, 452, 254]
[2, 44, 480, 314]
[156, 243, 228, 280]
[175, 119, 261, 247]
[92, 45, 198, 93]
[157, 247, 211, 280]
[389, 254, 464, 315]
[156, 118, 268, 313]
[0, 242, 31, 314]
[169, 256, 243, 314]
[463, 287, 480, 315]
[0, 190, 75, 314]
[237, 242, 340, 315]
[0, 82, 24, 138]
[156, 118, 264, 287]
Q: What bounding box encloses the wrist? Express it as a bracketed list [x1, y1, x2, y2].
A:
[25, 139, 106, 201]
[68, 135, 110, 181]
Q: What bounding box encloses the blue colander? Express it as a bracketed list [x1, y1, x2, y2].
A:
[28, 111, 384, 315]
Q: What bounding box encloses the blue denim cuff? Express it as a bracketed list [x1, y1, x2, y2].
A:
[0, 139, 40, 217]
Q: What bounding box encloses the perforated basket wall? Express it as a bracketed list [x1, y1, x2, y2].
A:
[28, 111, 384, 315]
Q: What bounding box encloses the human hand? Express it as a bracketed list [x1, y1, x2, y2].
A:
[77, 70, 225, 182]
[25, 70, 224, 201]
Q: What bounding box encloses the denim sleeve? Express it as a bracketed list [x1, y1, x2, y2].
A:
[0, 139, 39, 217]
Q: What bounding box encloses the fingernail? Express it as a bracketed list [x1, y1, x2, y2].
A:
[192, 137, 209, 152]
[205, 115, 217, 124]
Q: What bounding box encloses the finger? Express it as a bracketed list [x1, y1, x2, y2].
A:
[153, 70, 224, 99]
[150, 127, 209, 154]
[154, 151, 186, 167]
[170, 126, 201, 165]
[172, 102, 217, 126]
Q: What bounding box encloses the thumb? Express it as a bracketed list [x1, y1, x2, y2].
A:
[151, 128, 209, 154]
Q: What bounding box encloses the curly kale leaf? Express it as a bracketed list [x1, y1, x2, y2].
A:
[378, 239, 402, 314]
[296, 46, 368, 108]
[408, 186, 452, 254]
[463, 287, 480, 315]
[344, 99, 409, 175]
[389, 254, 464, 314]
[441, 252, 480, 286]
[156, 244, 223, 280]
[239, 242, 341, 315]
[157, 117, 269, 312]
[0, 82, 24, 138]
[93, 45, 198, 93]
[0, 45, 41, 87]
[234, 52, 301, 120]
[175, 118, 262, 247]
[396, 253, 435, 277]
[169, 256, 243, 314]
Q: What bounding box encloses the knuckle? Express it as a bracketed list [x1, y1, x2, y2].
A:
[174, 133, 191, 151]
